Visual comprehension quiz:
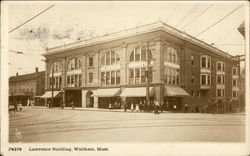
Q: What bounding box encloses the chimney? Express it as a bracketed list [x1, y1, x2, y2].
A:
[16, 72, 18, 76]
[35, 67, 38, 73]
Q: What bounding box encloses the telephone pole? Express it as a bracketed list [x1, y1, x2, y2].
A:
[146, 41, 150, 105]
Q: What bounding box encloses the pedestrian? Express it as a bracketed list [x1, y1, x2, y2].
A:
[130, 102, 134, 111]
[109, 103, 112, 109]
[184, 104, 188, 113]
[124, 101, 127, 112]
[173, 104, 177, 113]
[135, 104, 139, 112]
[14, 102, 18, 112]
[71, 100, 75, 109]
[154, 100, 160, 115]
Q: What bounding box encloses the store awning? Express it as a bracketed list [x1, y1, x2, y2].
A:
[164, 86, 189, 97]
[39, 91, 60, 98]
[92, 88, 120, 97]
[120, 87, 154, 97]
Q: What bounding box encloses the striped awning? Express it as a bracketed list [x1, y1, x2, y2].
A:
[39, 91, 60, 98]
[164, 86, 189, 97]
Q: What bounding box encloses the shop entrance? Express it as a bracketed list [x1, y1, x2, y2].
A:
[65, 90, 82, 107]
[98, 97, 121, 109]
[164, 97, 182, 111]
[86, 91, 94, 108]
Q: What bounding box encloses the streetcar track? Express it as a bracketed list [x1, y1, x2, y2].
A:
[12, 123, 244, 136]
[10, 113, 42, 121]
[9, 114, 78, 128]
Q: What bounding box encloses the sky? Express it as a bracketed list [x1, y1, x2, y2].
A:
[6, 1, 247, 77]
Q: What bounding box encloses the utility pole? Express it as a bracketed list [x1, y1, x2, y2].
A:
[146, 41, 150, 105]
[51, 61, 54, 108]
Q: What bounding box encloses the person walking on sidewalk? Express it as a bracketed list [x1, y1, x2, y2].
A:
[71, 100, 75, 109]
[173, 104, 177, 113]
[154, 100, 160, 115]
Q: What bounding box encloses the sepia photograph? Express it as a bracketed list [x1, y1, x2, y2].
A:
[1, 1, 249, 156]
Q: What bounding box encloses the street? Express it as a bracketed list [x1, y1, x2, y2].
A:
[9, 107, 245, 142]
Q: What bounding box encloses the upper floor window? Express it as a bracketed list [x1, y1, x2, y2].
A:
[191, 55, 194, 65]
[200, 55, 211, 69]
[50, 62, 60, 73]
[232, 90, 238, 98]
[217, 89, 225, 97]
[165, 47, 179, 63]
[89, 72, 93, 83]
[217, 61, 225, 71]
[232, 67, 238, 75]
[101, 70, 120, 86]
[201, 74, 211, 85]
[130, 46, 152, 62]
[67, 58, 82, 71]
[232, 79, 238, 87]
[102, 51, 120, 66]
[164, 66, 180, 85]
[217, 75, 225, 84]
[89, 56, 94, 67]
[129, 67, 152, 84]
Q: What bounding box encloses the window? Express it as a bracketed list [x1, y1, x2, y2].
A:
[201, 75, 206, 85]
[191, 91, 194, 97]
[89, 57, 94, 67]
[130, 67, 152, 84]
[164, 66, 180, 85]
[217, 75, 225, 84]
[129, 69, 134, 84]
[51, 62, 60, 73]
[130, 46, 153, 62]
[200, 55, 211, 69]
[207, 75, 210, 85]
[102, 51, 120, 66]
[217, 61, 225, 71]
[232, 67, 238, 75]
[191, 55, 194, 65]
[111, 51, 116, 65]
[165, 47, 178, 63]
[233, 79, 237, 87]
[141, 68, 146, 83]
[191, 73, 194, 83]
[68, 58, 82, 71]
[232, 90, 237, 98]
[101, 72, 105, 85]
[135, 68, 140, 84]
[106, 71, 110, 85]
[217, 89, 225, 97]
[111, 71, 115, 85]
[116, 71, 120, 84]
[89, 73, 93, 83]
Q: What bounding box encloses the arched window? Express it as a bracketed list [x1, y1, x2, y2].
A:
[67, 58, 82, 71]
[129, 46, 153, 62]
[101, 51, 120, 66]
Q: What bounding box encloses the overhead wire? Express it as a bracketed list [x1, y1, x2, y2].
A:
[9, 4, 55, 33]
[180, 4, 214, 30]
[195, 4, 244, 37]
[175, 4, 199, 27]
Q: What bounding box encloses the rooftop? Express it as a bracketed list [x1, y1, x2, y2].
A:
[43, 20, 234, 59]
[9, 71, 45, 82]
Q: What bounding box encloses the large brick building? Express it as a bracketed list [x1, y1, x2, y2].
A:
[9, 68, 45, 105]
[42, 21, 241, 112]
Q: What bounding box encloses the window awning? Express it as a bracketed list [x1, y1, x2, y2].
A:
[92, 88, 120, 97]
[39, 91, 60, 98]
[120, 87, 154, 97]
[164, 86, 189, 97]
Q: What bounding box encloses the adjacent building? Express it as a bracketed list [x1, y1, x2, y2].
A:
[42, 21, 241, 112]
[9, 68, 45, 105]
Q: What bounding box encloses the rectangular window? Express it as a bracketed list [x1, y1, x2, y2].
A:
[141, 47, 146, 61]
[148, 67, 153, 83]
[201, 57, 206, 68]
[201, 75, 206, 85]
[111, 51, 116, 65]
[191, 73, 194, 83]
[233, 67, 237, 75]
[222, 63, 225, 71]
[67, 76, 70, 85]
[59, 77, 62, 88]
[129, 69, 134, 84]
[111, 71, 115, 85]
[135, 68, 140, 84]
[141, 68, 146, 83]
[75, 75, 78, 87]
[106, 71, 110, 85]
[116, 70, 120, 84]
[101, 72, 105, 85]
[207, 75, 210, 85]
[217, 89, 221, 97]
[191, 55, 194, 65]
[89, 73, 93, 83]
[168, 67, 172, 84]
[217, 75, 222, 84]
[79, 75, 82, 87]
[233, 79, 237, 87]
[71, 75, 74, 85]
[176, 70, 179, 84]
[233, 91, 237, 98]
[172, 70, 176, 84]
[191, 91, 194, 97]
[106, 53, 110, 65]
[217, 62, 221, 71]
[89, 57, 94, 67]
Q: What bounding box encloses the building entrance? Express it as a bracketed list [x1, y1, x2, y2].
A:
[65, 89, 82, 107]
[86, 91, 94, 108]
[164, 97, 182, 111]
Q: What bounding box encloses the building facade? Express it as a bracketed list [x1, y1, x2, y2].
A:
[43, 21, 240, 112]
[9, 68, 45, 105]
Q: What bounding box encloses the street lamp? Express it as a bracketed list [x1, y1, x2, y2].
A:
[59, 88, 65, 109]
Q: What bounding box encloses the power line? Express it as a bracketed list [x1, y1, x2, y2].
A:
[166, 6, 177, 22]
[175, 4, 199, 27]
[9, 49, 44, 62]
[180, 4, 214, 30]
[195, 4, 244, 37]
[9, 4, 55, 33]
[213, 26, 236, 43]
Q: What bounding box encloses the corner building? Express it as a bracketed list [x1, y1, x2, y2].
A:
[43, 21, 240, 112]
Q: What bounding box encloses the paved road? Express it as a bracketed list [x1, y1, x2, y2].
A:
[9, 107, 245, 142]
